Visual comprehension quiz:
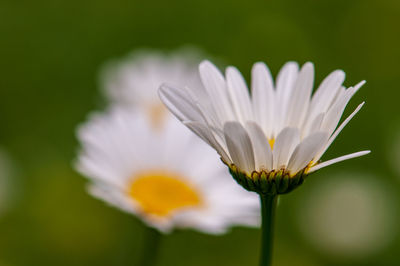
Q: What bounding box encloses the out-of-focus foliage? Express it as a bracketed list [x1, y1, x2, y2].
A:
[0, 0, 399, 265]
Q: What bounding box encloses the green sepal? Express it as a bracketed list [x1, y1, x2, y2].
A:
[226, 162, 310, 195]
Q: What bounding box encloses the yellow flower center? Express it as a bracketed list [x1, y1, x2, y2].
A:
[128, 171, 202, 217]
[147, 103, 167, 130]
[269, 138, 275, 149]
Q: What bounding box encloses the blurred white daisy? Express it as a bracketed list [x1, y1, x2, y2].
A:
[160, 60, 370, 194]
[100, 48, 204, 111]
[75, 107, 260, 234]
[297, 172, 397, 257]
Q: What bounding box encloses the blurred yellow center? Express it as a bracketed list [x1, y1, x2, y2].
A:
[148, 104, 166, 130]
[269, 138, 275, 149]
[129, 172, 201, 217]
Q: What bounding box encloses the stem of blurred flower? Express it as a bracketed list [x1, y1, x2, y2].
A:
[138, 226, 162, 266]
[259, 194, 278, 266]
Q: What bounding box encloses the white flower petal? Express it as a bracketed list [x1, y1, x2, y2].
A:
[308, 150, 370, 173]
[308, 69, 345, 119]
[303, 112, 325, 137]
[287, 132, 329, 175]
[223, 122, 255, 173]
[226, 66, 253, 122]
[251, 62, 275, 136]
[353, 80, 366, 94]
[285, 62, 314, 128]
[276, 61, 299, 131]
[183, 120, 231, 163]
[199, 60, 234, 123]
[183, 84, 219, 126]
[314, 102, 365, 162]
[272, 127, 301, 169]
[276, 61, 299, 102]
[320, 80, 365, 135]
[320, 88, 353, 134]
[159, 83, 204, 122]
[245, 121, 273, 171]
[76, 156, 125, 188]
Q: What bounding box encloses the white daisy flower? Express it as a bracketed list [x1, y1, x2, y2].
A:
[75, 107, 260, 234]
[159, 60, 370, 194]
[100, 48, 204, 110]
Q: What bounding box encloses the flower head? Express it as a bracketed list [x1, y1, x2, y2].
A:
[75, 107, 260, 233]
[159, 60, 370, 195]
[100, 48, 206, 130]
[100, 48, 204, 110]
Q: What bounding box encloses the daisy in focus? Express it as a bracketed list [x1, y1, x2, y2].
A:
[159, 60, 370, 195]
[75, 107, 259, 233]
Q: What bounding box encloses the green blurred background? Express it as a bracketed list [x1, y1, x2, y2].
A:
[1, 0, 400, 265]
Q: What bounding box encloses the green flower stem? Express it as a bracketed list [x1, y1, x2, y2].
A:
[259, 194, 278, 266]
[138, 226, 162, 266]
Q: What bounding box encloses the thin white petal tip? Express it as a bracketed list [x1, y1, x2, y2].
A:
[159, 82, 176, 92]
[309, 150, 371, 173]
[354, 80, 366, 91]
[226, 66, 237, 73]
[282, 61, 299, 70]
[335, 69, 345, 75]
[357, 101, 366, 110]
[199, 59, 215, 69]
[304, 61, 314, 68]
[254, 61, 266, 66]
[158, 83, 173, 99]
